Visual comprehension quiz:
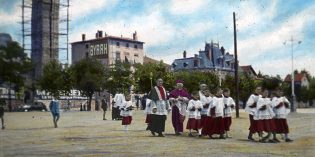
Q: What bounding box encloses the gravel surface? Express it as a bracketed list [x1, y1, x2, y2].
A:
[1, 109, 315, 157]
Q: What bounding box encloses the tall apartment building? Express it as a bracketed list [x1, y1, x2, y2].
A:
[71, 31, 144, 67]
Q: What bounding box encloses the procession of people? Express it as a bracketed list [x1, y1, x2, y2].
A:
[89, 77, 292, 143]
[1, 77, 292, 144]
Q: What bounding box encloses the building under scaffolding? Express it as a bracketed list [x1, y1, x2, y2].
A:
[21, 0, 70, 80]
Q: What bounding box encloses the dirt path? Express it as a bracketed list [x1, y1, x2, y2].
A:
[1, 109, 315, 157]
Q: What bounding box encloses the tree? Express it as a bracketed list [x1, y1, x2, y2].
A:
[104, 61, 133, 94]
[0, 41, 33, 111]
[134, 62, 171, 93]
[37, 60, 73, 98]
[71, 58, 106, 111]
[261, 75, 282, 91]
[172, 71, 219, 93]
[239, 74, 256, 105]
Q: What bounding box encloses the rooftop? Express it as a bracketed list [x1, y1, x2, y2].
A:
[71, 35, 144, 45]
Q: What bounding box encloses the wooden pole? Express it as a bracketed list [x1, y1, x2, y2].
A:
[233, 12, 240, 118]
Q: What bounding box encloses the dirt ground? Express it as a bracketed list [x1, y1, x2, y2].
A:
[0, 109, 314, 157]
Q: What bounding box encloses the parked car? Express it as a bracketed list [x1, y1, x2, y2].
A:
[19, 102, 48, 112]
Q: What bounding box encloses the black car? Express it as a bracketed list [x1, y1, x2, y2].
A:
[19, 102, 48, 112]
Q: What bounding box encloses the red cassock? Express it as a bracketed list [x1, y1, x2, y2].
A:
[122, 116, 132, 125]
[274, 119, 289, 133]
[224, 117, 232, 131]
[186, 118, 202, 130]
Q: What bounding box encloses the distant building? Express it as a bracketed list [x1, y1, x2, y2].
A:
[71, 31, 144, 67]
[239, 65, 258, 78]
[171, 41, 235, 78]
[31, 0, 60, 79]
[143, 56, 171, 71]
[0, 33, 12, 47]
[284, 73, 310, 89]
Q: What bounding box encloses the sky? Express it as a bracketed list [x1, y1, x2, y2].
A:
[0, 0, 315, 78]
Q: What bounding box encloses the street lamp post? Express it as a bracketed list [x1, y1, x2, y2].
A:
[286, 36, 302, 113]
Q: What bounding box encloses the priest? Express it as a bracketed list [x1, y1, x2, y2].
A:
[168, 80, 190, 135]
[147, 78, 171, 137]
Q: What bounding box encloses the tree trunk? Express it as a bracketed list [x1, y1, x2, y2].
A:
[8, 81, 12, 112]
[88, 95, 92, 111]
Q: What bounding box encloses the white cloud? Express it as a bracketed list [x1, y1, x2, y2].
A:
[183, 21, 213, 38]
[237, 4, 315, 64]
[70, 8, 176, 47]
[0, 5, 21, 26]
[253, 53, 315, 78]
[70, 0, 118, 20]
[169, 0, 207, 15]
[236, 1, 277, 31]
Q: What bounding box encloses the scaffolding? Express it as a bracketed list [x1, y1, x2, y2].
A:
[21, 0, 70, 77]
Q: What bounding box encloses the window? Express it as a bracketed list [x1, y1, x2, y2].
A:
[115, 52, 121, 61]
[126, 43, 129, 48]
[116, 42, 120, 47]
[194, 60, 198, 67]
[183, 62, 188, 67]
[134, 53, 139, 57]
[134, 44, 138, 49]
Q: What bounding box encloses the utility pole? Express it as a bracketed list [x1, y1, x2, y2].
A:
[290, 36, 295, 112]
[233, 12, 240, 118]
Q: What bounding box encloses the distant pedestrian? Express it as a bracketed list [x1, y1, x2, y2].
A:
[120, 94, 134, 132]
[49, 96, 60, 128]
[0, 98, 5, 129]
[101, 97, 108, 120]
[112, 93, 125, 120]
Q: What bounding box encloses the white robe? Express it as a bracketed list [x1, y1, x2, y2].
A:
[254, 97, 275, 120]
[271, 96, 290, 119]
[144, 98, 152, 114]
[169, 97, 189, 116]
[113, 93, 125, 108]
[223, 97, 235, 117]
[120, 100, 134, 117]
[212, 96, 224, 117]
[245, 94, 261, 115]
[150, 100, 171, 115]
[187, 100, 203, 119]
[199, 91, 212, 115]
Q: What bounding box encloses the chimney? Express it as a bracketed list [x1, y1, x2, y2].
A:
[95, 32, 99, 38]
[183, 50, 187, 58]
[105, 32, 108, 37]
[133, 31, 138, 40]
[194, 54, 198, 58]
[220, 46, 225, 55]
[82, 34, 86, 41]
[98, 30, 103, 38]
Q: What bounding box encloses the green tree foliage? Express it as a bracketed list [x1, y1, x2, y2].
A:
[0, 41, 33, 111]
[308, 78, 315, 100]
[261, 75, 282, 90]
[104, 61, 133, 95]
[173, 71, 219, 93]
[134, 62, 170, 93]
[37, 60, 72, 98]
[71, 58, 106, 111]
